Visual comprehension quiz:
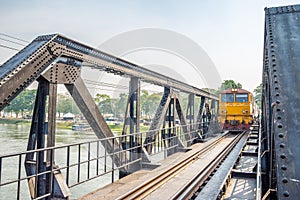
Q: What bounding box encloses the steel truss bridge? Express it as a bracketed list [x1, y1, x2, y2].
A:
[0, 3, 299, 200]
[0, 31, 219, 198]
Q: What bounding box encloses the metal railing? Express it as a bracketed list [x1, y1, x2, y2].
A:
[0, 120, 219, 199]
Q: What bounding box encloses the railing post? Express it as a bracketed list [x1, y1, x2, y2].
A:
[112, 138, 115, 183]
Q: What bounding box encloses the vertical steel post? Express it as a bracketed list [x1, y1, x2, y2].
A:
[196, 96, 206, 132]
[47, 83, 57, 154]
[118, 77, 141, 175]
[129, 77, 140, 149]
[36, 78, 48, 198]
[46, 83, 57, 196]
[165, 98, 175, 155]
[187, 94, 195, 135]
[211, 99, 216, 118]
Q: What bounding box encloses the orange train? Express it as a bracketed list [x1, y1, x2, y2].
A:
[218, 88, 256, 130]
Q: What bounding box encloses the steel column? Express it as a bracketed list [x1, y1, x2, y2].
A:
[47, 83, 57, 160]
[187, 94, 195, 136]
[195, 96, 206, 139]
[129, 77, 140, 150]
[35, 78, 48, 198]
[121, 77, 142, 172]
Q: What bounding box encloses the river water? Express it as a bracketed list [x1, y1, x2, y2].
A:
[0, 124, 116, 199]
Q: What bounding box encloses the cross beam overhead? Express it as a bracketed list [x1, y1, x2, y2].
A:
[0, 34, 217, 111]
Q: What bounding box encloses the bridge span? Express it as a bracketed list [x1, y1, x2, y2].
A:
[0, 3, 300, 200]
[0, 30, 219, 198]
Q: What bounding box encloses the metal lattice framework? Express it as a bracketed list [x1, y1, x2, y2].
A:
[262, 4, 300, 199]
[0, 34, 219, 199]
[0, 34, 217, 111]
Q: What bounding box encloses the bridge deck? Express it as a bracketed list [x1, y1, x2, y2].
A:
[79, 132, 246, 199]
[79, 136, 220, 200]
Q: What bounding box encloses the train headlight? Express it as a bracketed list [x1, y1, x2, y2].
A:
[242, 110, 248, 114]
[222, 110, 227, 113]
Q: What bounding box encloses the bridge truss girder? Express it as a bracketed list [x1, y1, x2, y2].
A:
[0, 34, 219, 199]
[262, 5, 300, 200]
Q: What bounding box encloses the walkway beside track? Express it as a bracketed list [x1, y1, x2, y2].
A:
[223, 125, 259, 199]
[80, 131, 246, 200]
[79, 133, 224, 200]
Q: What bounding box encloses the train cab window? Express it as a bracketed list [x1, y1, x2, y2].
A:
[221, 94, 234, 102]
[236, 93, 248, 102]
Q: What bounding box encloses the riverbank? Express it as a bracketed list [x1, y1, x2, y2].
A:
[0, 118, 30, 125]
[0, 118, 150, 133]
[0, 118, 74, 129]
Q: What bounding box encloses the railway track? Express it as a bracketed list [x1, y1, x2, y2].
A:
[116, 131, 246, 200]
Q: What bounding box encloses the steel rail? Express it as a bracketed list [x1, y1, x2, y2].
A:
[116, 132, 232, 200]
[172, 131, 246, 199]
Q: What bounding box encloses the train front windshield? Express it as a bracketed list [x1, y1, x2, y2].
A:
[221, 94, 234, 102]
[236, 93, 248, 102]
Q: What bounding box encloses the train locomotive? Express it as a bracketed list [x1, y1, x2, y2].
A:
[218, 88, 254, 130]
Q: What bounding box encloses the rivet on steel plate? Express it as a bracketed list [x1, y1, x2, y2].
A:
[280, 154, 286, 159]
[283, 191, 290, 197]
[279, 143, 285, 148]
[282, 178, 288, 183]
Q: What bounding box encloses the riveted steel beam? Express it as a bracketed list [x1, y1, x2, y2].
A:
[121, 77, 143, 168]
[144, 87, 172, 154]
[262, 4, 300, 199]
[187, 94, 195, 133]
[65, 77, 127, 164]
[175, 97, 192, 146]
[0, 34, 217, 112]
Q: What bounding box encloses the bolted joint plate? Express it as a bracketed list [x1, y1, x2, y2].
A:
[42, 63, 81, 84]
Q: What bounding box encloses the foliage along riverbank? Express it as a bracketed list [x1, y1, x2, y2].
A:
[0, 118, 30, 125]
[0, 118, 74, 129]
[0, 118, 150, 133]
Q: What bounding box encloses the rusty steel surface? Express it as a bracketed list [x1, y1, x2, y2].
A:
[263, 4, 300, 199]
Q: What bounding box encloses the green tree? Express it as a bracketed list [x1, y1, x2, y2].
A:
[57, 93, 80, 116]
[95, 94, 114, 115]
[221, 80, 242, 90]
[141, 90, 150, 117]
[117, 93, 128, 118]
[145, 92, 162, 117]
[4, 89, 36, 118]
[3, 104, 13, 117]
[254, 83, 262, 109]
[216, 80, 243, 94]
[95, 94, 110, 104]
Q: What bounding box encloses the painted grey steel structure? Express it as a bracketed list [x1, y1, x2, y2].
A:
[262, 4, 300, 199]
[0, 34, 217, 111]
[0, 34, 218, 199]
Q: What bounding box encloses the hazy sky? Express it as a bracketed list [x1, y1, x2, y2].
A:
[1, 0, 300, 92]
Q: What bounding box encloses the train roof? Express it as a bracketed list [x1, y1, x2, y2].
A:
[220, 88, 251, 94]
